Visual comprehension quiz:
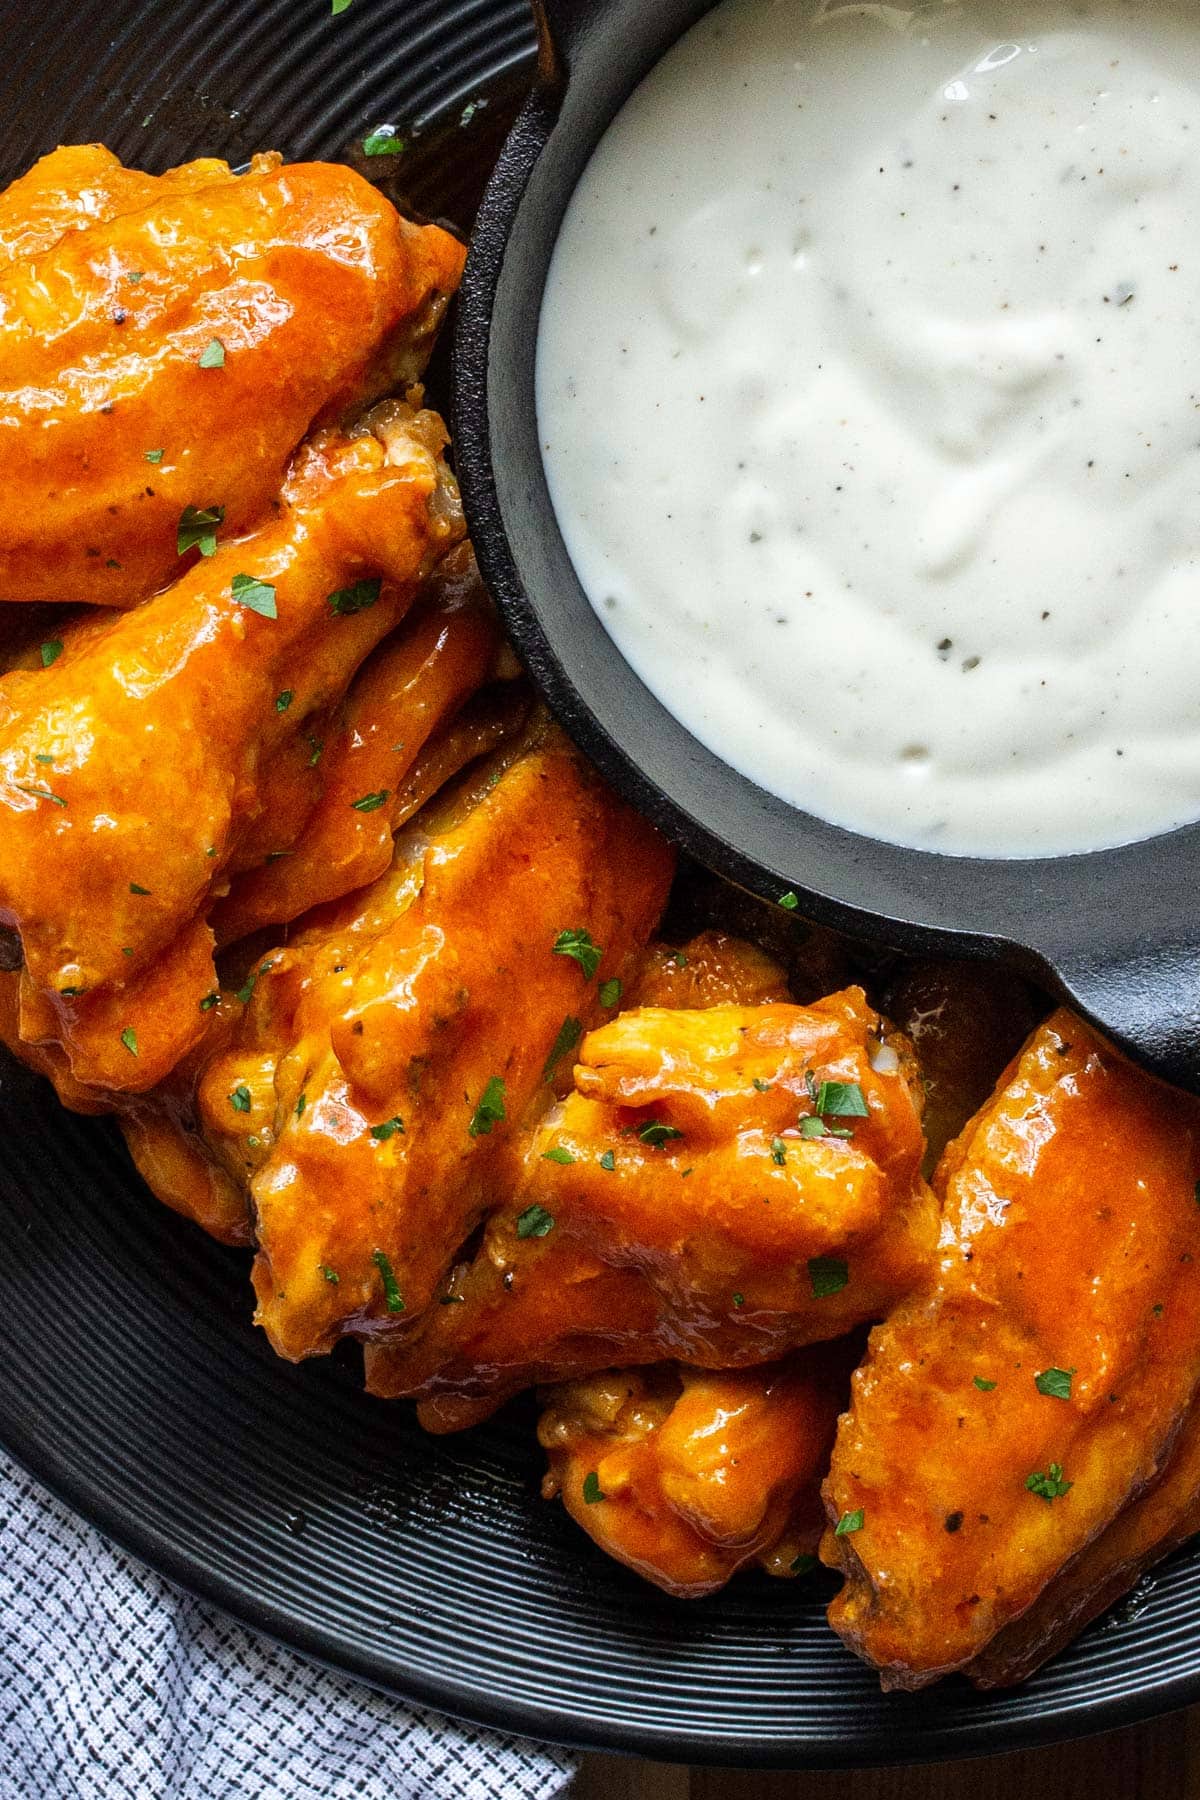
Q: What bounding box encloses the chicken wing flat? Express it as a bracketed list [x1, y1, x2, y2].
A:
[0, 149, 464, 607]
[365, 985, 938, 1426]
[539, 1349, 850, 1598]
[0, 400, 461, 1093]
[122, 722, 674, 1355]
[823, 1009, 1200, 1690]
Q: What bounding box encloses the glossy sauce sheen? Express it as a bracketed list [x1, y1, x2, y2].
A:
[537, 0, 1200, 857]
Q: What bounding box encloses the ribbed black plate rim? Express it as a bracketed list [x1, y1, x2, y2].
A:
[1, 0, 1200, 1767]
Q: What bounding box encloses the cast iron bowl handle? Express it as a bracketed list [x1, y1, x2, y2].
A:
[1039, 934, 1200, 1094]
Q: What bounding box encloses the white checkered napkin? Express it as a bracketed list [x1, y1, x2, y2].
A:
[0, 1451, 577, 1800]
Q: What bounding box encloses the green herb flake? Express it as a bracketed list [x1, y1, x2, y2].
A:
[229, 1084, 251, 1113]
[771, 1136, 787, 1166]
[350, 790, 389, 813]
[327, 577, 381, 616]
[1034, 1367, 1074, 1401]
[129, 882, 151, 896]
[231, 572, 277, 619]
[320, 1265, 340, 1285]
[372, 1249, 406, 1313]
[370, 1115, 405, 1142]
[295, 1092, 307, 1119]
[599, 1150, 616, 1172]
[799, 1115, 827, 1139]
[1026, 1462, 1072, 1502]
[790, 1553, 817, 1576]
[974, 1376, 997, 1392]
[145, 449, 164, 464]
[305, 736, 324, 768]
[779, 891, 800, 911]
[542, 1146, 576, 1165]
[582, 1471, 604, 1505]
[16, 783, 66, 807]
[732, 1291, 745, 1309]
[817, 1080, 869, 1119]
[834, 1509, 864, 1536]
[40, 640, 63, 668]
[552, 928, 603, 980]
[33, 754, 53, 765]
[177, 504, 224, 558]
[543, 1014, 582, 1083]
[363, 131, 405, 156]
[198, 337, 226, 369]
[331, 0, 351, 15]
[439, 1294, 466, 1305]
[516, 1203, 555, 1240]
[199, 992, 219, 1012]
[638, 1119, 684, 1149]
[598, 977, 622, 1008]
[275, 689, 294, 713]
[808, 1255, 849, 1299]
[752, 1078, 772, 1093]
[127, 271, 144, 283]
[119, 1026, 138, 1057]
[468, 1075, 507, 1138]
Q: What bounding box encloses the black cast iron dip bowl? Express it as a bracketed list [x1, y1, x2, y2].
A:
[453, 0, 1200, 1092]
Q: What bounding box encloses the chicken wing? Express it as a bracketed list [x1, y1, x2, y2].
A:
[365, 985, 938, 1427]
[0, 149, 464, 606]
[539, 1349, 850, 1598]
[823, 1010, 1200, 1689]
[0, 400, 461, 1093]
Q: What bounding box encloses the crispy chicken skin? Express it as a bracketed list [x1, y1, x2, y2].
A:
[0, 149, 465, 607]
[0, 402, 462, 1094]
[123, 724, 673, 1354]
[539, 1351, 848, 1598]
[823, 1009, 1200, 1690]
[365, 985, 938, 1427]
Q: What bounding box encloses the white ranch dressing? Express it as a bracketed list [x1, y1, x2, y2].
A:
[536, 0, 1200, 858]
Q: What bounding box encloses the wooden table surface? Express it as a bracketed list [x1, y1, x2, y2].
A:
[573, 1707, 1200, 1798]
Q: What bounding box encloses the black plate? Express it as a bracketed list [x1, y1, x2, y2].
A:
[2, 0, 1200, 1768]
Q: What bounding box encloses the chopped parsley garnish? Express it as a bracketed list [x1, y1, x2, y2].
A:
[468, 1075, 507, 1137]
[229, 1084, 251, 1113]
[320, 1265, 339, 1284]
[638, 1119, 683, 1148]
[816, 1080, 869, 1118]
[33, 755, 53, 764]
[516, 1203, 555, 1240]
[599, 1150, 616, 1172]
[305, 736, 324, 768]
[350, 790, 389, 813]
[778, 891, 800, 911]
[363, 132, 405, 156]
[177, 504, 224, 557]
[40, 640, 62, 668]
[119, 1026, 138, 1057]
[1026, 1462, 1072, 1502]
[973, 1376, 997, 1392]
[231, 572, 277, 619]
[542, 1146, 575, 1165]
[799, 1116, 827, 1139]
[790, 1553, 817, 1576]
[370, 1115, 405, 1141]
[808, 1255, 849, 1298]
[372, 1249, 405, 1313]
[771, 1136, 787, 1166]
[327, 577, 381, 616]
[295, 1092, 307, 1118]
[129, 882, 151, 896]
[804, 1069, 820, 1106]
[145, 449, 164, 464]
[542, 1014, 582, 1083]
[16, 783, 66, 807]
[582, 1471, 604, 1505]
[834, 1509, 864, 1536]
[752, 1078, 772, 1093]
[198, 337, 226, 369]
[1035, 1367, 1075, 1401]
[552, 928, 603, 979]
[275, 690, 293, 713]
[598, 978, 622, 1008]
[199, 992, 219, 1012]
[732, 1292, 745, 1309]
